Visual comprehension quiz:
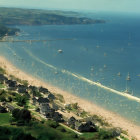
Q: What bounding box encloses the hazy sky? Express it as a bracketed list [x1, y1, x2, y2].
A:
[0, 0, 140, 13]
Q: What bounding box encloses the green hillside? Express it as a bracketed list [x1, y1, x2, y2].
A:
[0, 7, 105, 25]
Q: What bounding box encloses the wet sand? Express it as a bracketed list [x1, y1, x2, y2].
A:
[0, 56, 140, 139]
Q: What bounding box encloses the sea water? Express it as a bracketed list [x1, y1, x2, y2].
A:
[0, 12, 140, 124]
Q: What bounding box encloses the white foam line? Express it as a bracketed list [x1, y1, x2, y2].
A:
[24, 47, 140, 103]
[23, 47, 57, 70]
[68, 72, 140, 103]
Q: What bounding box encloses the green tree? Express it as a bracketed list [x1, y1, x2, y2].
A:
[72, 103, 79, 110]
[12, 108, 20, 120]
[13, 132, 36, 140]
[12, 108, 31, 122]
[16, 96, 27, 106]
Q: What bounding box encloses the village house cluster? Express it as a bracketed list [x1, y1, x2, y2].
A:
[0, 72, 121, 136]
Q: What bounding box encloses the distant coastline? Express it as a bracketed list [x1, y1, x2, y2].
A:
[0, 7, 105, 25]
[0, 24, 20, 38]
[0, 55, 140, 140]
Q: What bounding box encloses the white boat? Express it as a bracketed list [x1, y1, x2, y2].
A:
[126, 73, 131, 81]
[117, 72, 121, 76]
[54, 71, 58, 74]
[91, 66, 94, 71]
[104, 64, 107, 68]
[124, 89, 133, 95]
[58, 49, 63, 53]
[124, 89, 130, 94]
[123, 86, 133, 95]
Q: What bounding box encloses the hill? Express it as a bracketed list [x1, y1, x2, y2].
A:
[0, 24, 20, 38]
[0, 7, 105, 25]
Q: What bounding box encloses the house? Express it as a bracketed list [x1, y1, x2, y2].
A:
[110, 128, 121, 137]
[68, 116, 76, 126]
[51, 102, 59, 111]
[64, 104, 71, 110]
[45, 108, 55, 118]
[47, 93, 55, 100]
[0, 105, 7, 113]
[0, 74, 8, 84]
[28, 85, 38, 93]
[35, 107, 40, 112]
[1, 101, 6, 106]
[17, 84, 28, 93]
[39, 87, 49, 94]
[75, 121, 97, 132]
[6, 80, 17, 90]
[32, 97, 37, 105]
[39, 103, 63, 122]
[52, 112, 63, 122]
[6, 104, 15, 112]
[39, 103, 54, 115]
[45, 110, 63, 122]
[37, 97, 50, 105]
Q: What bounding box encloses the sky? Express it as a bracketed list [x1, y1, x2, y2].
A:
[0, 0, 140, 14]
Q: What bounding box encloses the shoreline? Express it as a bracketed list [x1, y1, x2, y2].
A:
[0, 55, 140, 139]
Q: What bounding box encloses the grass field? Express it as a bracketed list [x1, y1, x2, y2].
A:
[80, 132, 96, 139]
[0, 113, 11, 125]
[0, 84, 5, 88]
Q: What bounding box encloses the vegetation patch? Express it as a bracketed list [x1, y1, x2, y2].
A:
[0, 84, 5, 88]
[56, 94, 65, 103]
[0, 113, 12, 125]
[0, 67, 6, 74]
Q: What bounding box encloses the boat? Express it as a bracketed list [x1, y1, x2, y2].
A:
[91, 66, 94, 71]
[54, 71, 58, 74]
[96, 82, 101, 85]
[126, 73, 131, 81]
[104, 64, 107, 68]
[104, 53, 107, 56]
[117, 72, 121, 76]
[124, 89, 130, 94]
[58, 49, 63, 53]
[123, 89, 133, 95]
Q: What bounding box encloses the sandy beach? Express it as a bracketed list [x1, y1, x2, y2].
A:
[0, 55, 140, 139]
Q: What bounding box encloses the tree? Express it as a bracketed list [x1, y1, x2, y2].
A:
[13, 132, 36, 140]
[12, 108, 31, 122]
[20, 109, 31, 122]
[16, 96, 27, 107]
[72, 103, 79, 110]
[12, 108, 20, 120]
[8, 96, 12, 102]
[0, 96, 6, 102]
